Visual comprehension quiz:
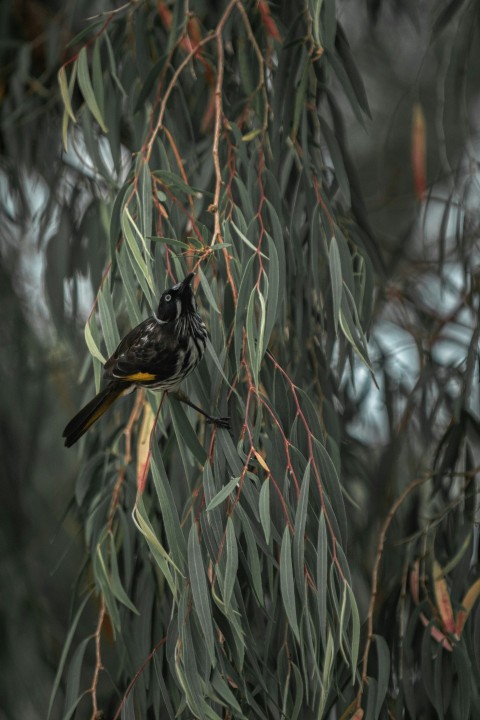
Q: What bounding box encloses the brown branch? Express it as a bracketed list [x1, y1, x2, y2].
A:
[107, 390, 144, 529]
[90, 596, 106, 719]
[145, 32, 216, 164]
[355, 474, 430, 710]
[234, 0, 269, 134]
[112, 636, 167, 720]
[89, 391, 144, 717]
[207, 0, 238, 303]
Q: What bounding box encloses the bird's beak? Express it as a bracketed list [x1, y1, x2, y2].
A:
[179, 272, 195, 292]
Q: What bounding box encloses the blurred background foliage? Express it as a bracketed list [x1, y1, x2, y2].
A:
[1, 0, 480, 718]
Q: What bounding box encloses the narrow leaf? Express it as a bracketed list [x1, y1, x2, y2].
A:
[433, 561, 456, 634]
[280, 527, 300, 641]
[456, 578, 480, 635]
[77, 47, 108, 132]
[188, 524, 215, 666]
[259, 479, 271, 543]
[206, 475, 239, 511]
[373, 634, 390, 719]
[137, 400, 155, 493]
[57, 65, 76, 122]
[84, 319, 106, 364]
[293, 463, 310, 601]
[223, 517, 238, 609]
[47, 592, 93, 719]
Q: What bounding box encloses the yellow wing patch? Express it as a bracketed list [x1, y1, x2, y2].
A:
[123, 372, 157, 382]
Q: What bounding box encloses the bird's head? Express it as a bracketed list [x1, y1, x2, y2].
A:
[156, 272, 197, 323]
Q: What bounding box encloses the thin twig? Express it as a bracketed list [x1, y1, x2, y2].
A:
[112, 636, 167, 720]
[107, 390, 144, 529]
[145, 32, 215, 163]
[234, 0, 269, 134]
[208, 0, 238, 302]
[90, 596, 106, 719]
[91, 391, 144, 717]
[355, 474, 430, 710]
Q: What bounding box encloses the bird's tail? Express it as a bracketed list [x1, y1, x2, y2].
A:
[63, 381, 128, 447]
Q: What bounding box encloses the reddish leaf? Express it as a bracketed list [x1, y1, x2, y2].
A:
[258, 0, 281, 42]
[410, 559, 420, 603]
[456, 578, 480, 636]
[418, 611, 453, 651]
[137, 401, 155, 494]
[411, 102, 427, 201]
[433, 561, 456, 634]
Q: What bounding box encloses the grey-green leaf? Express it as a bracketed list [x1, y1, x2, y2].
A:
[188, 524, 215, 666]
[280, 526, 300, 642]
[77, 47, 108, 132]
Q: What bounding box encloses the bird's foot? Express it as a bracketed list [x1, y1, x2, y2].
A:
[206, 415, 231, 430]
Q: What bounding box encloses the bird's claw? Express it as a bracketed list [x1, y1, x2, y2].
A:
[207, 416, 231, 430]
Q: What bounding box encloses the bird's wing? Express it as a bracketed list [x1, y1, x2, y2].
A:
[103, 318, 179, 384]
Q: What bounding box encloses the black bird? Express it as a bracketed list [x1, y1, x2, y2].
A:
[63, 272, 229, 447]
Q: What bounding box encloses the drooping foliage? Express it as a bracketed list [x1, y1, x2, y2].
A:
[1, 1, 480, 719]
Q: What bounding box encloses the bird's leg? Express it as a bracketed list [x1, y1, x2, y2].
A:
[171, 391, 230, 429]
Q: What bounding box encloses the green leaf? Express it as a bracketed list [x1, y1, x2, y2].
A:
[346, 582, 361, 684]
[259, 479, 271, 544]
[223, 517, 238, 609]
[153, 170, 200, 197]
[121, 207, 155, 301]
[84, 318, 106, 364]
[280, 527, 300, 642]
[98, 284, 120, 357]
[66, 18, 105, 48]
[335, 26, 371, 118]
[107, 533, 140, 615]
[117, 243, 143, 326]
[373, 634, 390, 719]
[246, 287, 266, 387]
[169, 395, 208, 466]
[188, 524, 215, 667]
[58, 65, 76, 122]
[238, 507, 264, 608]
[340, 284, 374, 374]
[264, 234, 280, 345]
[206, 338, 232, 389]
[198, 266, 220, 313]
[318, 629, 335, 717]
[135, 54, 168, 110]
[218, 431, 244, 478]
[309, 0, 324, 48]
[150, 445, 187, 571]
[92, 37, 105, 120]
[452, 642, 472, 720]
[321, 120, 351, 205]
[322, 0, 337, 50]
[124, 205, 153, 263]
[316, 511, 328, 647]
[211, 669, 245, 716]
[292, 56, 309, 141]
[293, 462, 310, 602]
[132, 498, 177, 597]
[206, 475, 239, 511]
[77, 47, 108, 133]
[138, 160, 153, 240]
[325, 48, 367, 128]
[290, 663, 304, 720]
[47, 591, 93, 719]
[234, 252, 257, 370]
[313, 438, 347, 543]
[94, 540, 121, 632]
[231, 220, 268, 258]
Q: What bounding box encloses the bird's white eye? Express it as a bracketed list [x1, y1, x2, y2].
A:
[164, 294, 172, 302]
